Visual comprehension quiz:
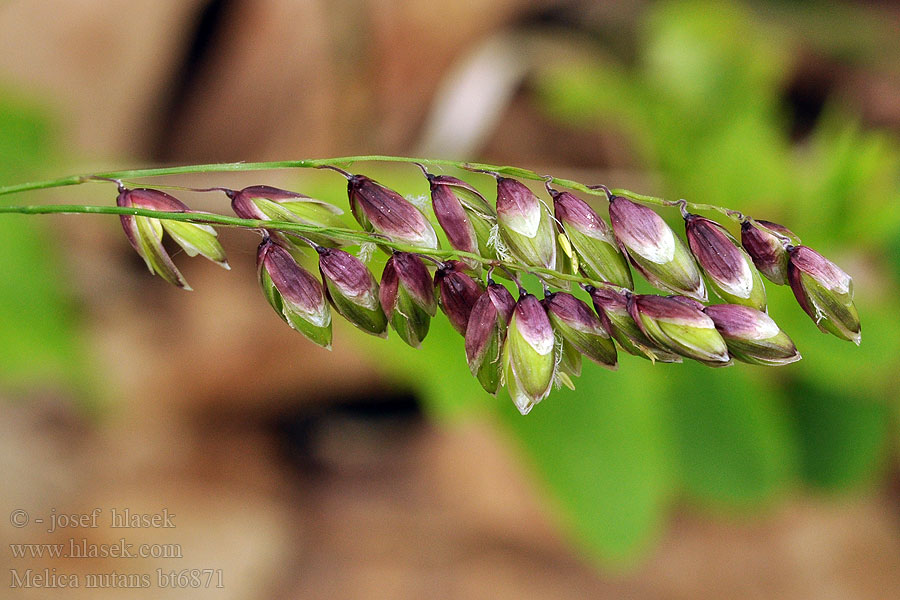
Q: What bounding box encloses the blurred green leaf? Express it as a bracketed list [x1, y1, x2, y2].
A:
[363, 244, 674, 564]
[497, 365, 674, 567]
[801, 111, 900, 246]
[642, 0, 787, 117]
[787, 383, 890, 491]
[532, 0, 899, 514]
[370, 313, 487, 420]
[0, 89, 86, 393]
[664, 362, 798, 507]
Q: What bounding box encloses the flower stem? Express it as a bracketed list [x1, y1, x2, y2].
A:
[0, 155, 744, 221]
[0, 154, 751, 291]
[0, 202, 607, 288]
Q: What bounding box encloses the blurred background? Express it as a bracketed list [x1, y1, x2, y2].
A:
[1, 0, 899, 598]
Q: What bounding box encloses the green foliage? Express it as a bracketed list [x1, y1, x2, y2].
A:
[664, 362, 797, 507]
[0, 90, 88, 396]
[367, 0, 899, 566]
[362, 291, 671, 566]
[371, 309, 486, 420]
[498, 368, 673, 567]
[788, 382, 890, 491]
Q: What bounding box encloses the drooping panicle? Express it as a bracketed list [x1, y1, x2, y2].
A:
[434, 261, 485, 336]
[626, 294, 731, 366]
[465, 282, 516, 394]
[343, 173, 439, 249]
[228, 185, 346, 247]
[118, 187, 229, 290]
[788, 245, 861, 344]
[504, 293, 556, 415]
[317, 247, 388, 337]
[550, 187, 633, 289]
[588, 287, 681, 363]
[741, 219, 799, 285]
[704, 304, 800, 366]
[3, 157, 870, 416]
[543, 292, 617, 369]
[380, 252, 437, 348]
[495, 177, 557, 272]
[608, 195, 706, 300]
[684, 214, 766, 310]
[424, 170, 496, 267]
[257, 237, 332, 348]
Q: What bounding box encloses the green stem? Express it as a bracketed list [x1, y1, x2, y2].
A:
[0, 155, 750, 290]
[0, 203, 603, 288]
[0, 154, 743, 221]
